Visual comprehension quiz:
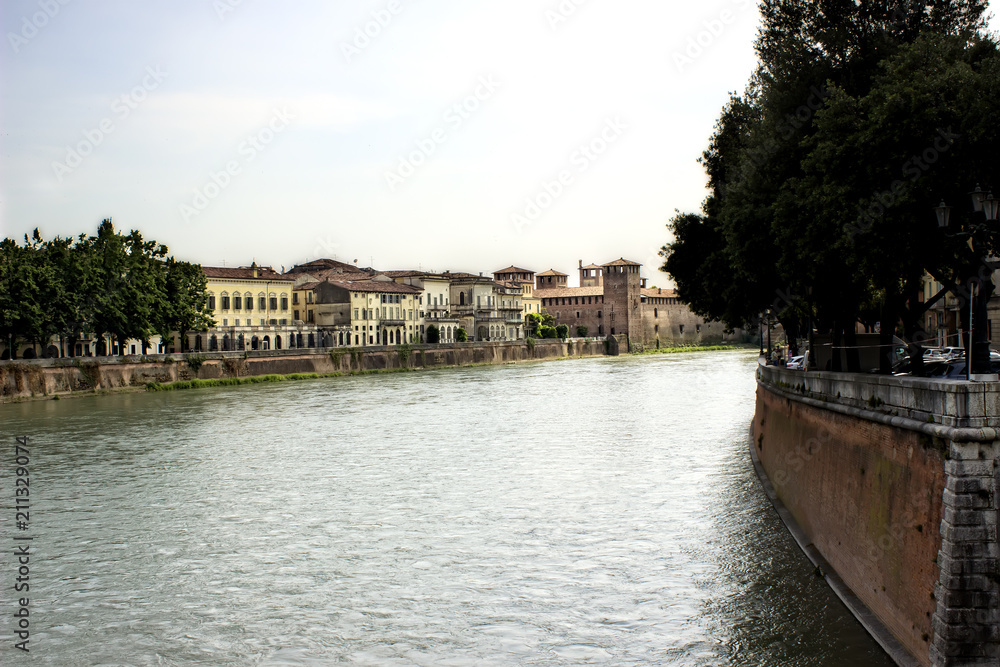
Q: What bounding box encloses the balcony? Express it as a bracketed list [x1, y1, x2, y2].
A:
[379, 319, 405, 327]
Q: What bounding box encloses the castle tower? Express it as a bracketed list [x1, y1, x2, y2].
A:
[601, 258, 642, 346]
[578, 260, 603, 288]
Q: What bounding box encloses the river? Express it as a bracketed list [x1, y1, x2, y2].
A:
[0, 351, 891, 665]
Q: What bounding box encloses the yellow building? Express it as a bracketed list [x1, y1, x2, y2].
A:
[193, 263, 298, 351]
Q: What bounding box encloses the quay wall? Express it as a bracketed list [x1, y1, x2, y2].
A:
[0, 338, 608, 402]
[753, 365, 1000, 667]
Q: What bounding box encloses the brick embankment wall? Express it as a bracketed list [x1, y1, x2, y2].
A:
[0, 339, 607, 402]
[753, 365, 1000, 667]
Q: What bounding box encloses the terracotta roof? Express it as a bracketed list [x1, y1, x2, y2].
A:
[286, 258, 361, 274]
[580, 263, 603, 270]
[327, 280, 422, 295]
[641, 287, 678, 298]
[602, 258, 642, 267]
[203, 265, 291, 281]
[536, 286, 605, 298]
[296, 281, 322, 291]
[494, 266, 534, 275]
[536, 269, 568, 277]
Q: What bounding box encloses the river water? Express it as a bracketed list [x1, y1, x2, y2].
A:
[1, 351, 891, 666]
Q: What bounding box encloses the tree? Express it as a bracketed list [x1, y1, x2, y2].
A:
[662, 0, 995, 373]
[426, 324, 440, 344]
[455, 327, 468, 342]
[576, 325, 588, 337]
[538, 325, 557, 339]
[556, 324, 569, 339]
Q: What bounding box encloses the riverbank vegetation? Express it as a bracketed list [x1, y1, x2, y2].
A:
[661, 0, 998, 373]
[1, 219, 212, 359]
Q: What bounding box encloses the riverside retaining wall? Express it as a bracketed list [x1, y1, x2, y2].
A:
[753, 364, 1000, 667]
[0, 339, 608, 402]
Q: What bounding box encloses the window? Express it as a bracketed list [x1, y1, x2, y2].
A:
[294, 310, 299, 320]
[293, 293, 299, 305]
[270, 297, 278, 310]
[235, 319, 240, 326]
[308, 310, 314, 322]
[354, 308, 359, 319]
[246, 295, 253, 311]
[679, 324, 685, 334]
[221, 296, 230, 310]
[696, 324, 701, 333]
[597, 311, 602, 319]
[209, 296, 216, 310]
[223, 318, 228, 326]
[259, 296, 266, 310]
[281, 295, 288, 310]
[654, 308, 658, 318]
[234, 295, 242, 310]
[576, 312, 580, 318]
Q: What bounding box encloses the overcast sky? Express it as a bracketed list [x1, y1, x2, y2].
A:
[1, 1, 995, 286]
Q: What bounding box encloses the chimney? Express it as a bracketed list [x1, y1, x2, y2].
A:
[579, 259, 582, 268]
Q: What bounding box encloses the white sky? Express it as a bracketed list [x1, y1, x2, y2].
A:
[1, 1, 995, 286]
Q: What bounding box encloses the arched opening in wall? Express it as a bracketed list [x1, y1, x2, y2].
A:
[679, 325, 685, 334]
[222, 334, 230, 351]
[389, 330, 394, 344]
[194, 335, 202, 351]
[654, 308, 658, 318]
[251, 336, 260, 350]
[262, 335, 270, 350]
[338, 332, 344, 346]
[460, 292, 465, 306]
[237, 334, 245, 350]
[275, 335, 282, 350]
[297, 333, 304, 348]
[210, 335, 218, 351]
[598, 325, 604, 335]
[308, 333, 315, 348]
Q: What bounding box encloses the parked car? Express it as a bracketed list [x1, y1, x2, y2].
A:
[786, 355, 805, 370]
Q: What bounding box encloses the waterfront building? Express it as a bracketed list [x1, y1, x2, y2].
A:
[196, 263, 301, 352]
[494, 266, 541, 320]
[535, 258, 736, 349]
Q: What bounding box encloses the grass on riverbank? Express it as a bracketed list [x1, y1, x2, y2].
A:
[631, 343, 756, 356]
[144, 368, 419, 392]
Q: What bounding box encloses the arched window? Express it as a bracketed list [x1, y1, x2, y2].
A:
[194, 335, 202, 351]
[275, 335, 282, 350]
[262, 335, 270, 350]
[654, 308, 658, 318]
[209, 335, 218, 351]
[222, 334, 230, 351]
[251, 336, 259, 350]
[307, 333, 315, 347]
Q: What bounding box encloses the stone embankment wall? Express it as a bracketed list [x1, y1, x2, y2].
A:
[0, 339, 608, 402]
[753, 365, 1000, 667]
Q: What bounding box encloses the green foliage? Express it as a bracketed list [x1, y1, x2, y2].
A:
[537, 325, 557, 339]
[426, 324, 440, 344]
[576, 325, 588, 337]
[455, 327, 468, 342]
[1, 220, 211, 357]
[186, 354, 207, 372]
[555, 324, 569, 339]
[397, 342, 412, 364]
[661, 2, 997, 367]
[525, 337, 535, 352]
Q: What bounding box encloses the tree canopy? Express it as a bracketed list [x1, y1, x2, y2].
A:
[661, 0, 999, 371]
[0, 220, 212, 358]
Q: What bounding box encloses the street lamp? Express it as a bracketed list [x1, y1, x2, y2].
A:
[934, 186, 999, 380]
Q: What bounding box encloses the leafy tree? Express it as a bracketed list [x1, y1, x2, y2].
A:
[556, 324, 569, 339]
[455, 327, 468, 342]
[538, 325, 557, 339]
[576, 325, 588, 337]
[661, 0, 994, 373]
[426, 324, 440, 344]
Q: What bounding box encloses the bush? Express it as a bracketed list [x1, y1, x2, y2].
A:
[427, 325, 440, 344]
[576, 325, 588, 337]
[556, 324, 569, 339]
[538, 325, 557, 339]
[455, 327, 468, 342]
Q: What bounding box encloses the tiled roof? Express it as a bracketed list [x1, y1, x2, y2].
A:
[286, 258, 362, 274]
[494, 266, 534, 275]
[641, 287, 678, 298]
[495, 280, 524, 290]
[536, 286, 605, 298]
[203, 265, 291, 281]
[536, 269, 568, 277]
[327, 280, 423, 295]
[580, 263, 603, 270]
[602, 258, 642, 267]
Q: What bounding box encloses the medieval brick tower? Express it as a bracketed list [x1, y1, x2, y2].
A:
[601, 258, 642, 347]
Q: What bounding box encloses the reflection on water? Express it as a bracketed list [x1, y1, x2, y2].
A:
[0, 352, 891, 665]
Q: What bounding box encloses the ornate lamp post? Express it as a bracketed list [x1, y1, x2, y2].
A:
[934, 186, 1000, 380]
